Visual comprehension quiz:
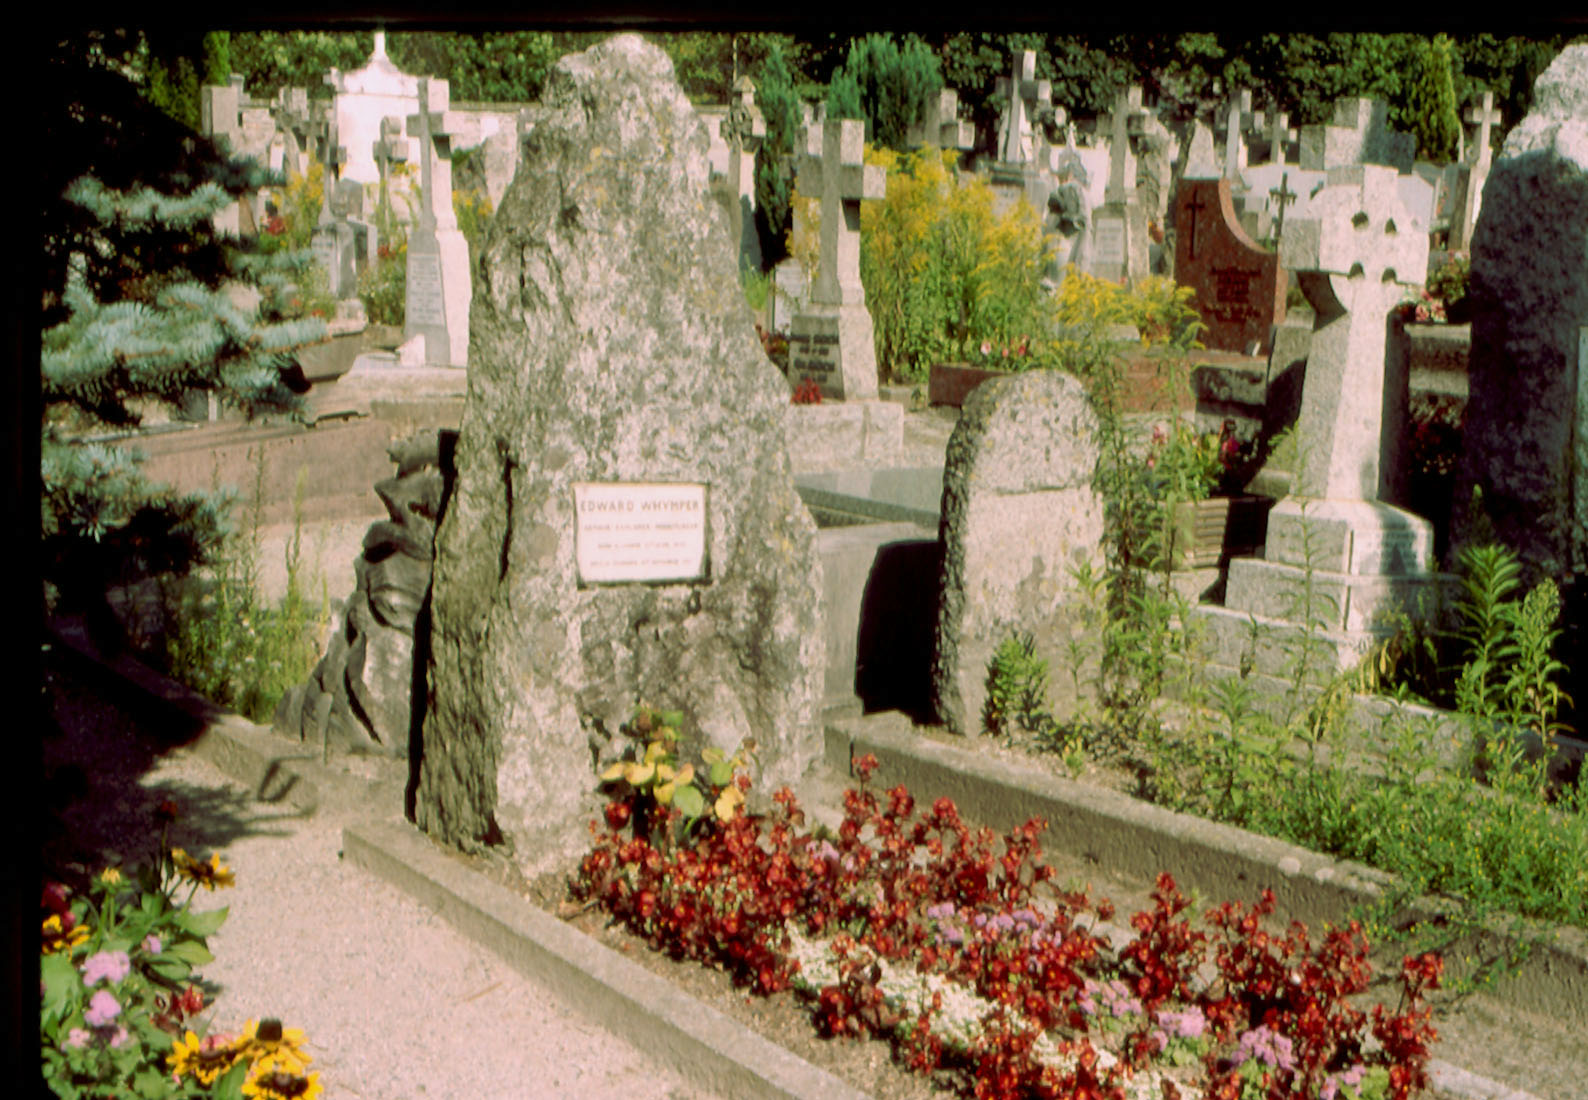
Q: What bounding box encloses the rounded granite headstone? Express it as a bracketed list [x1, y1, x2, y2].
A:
[931, 370, 1105, 736]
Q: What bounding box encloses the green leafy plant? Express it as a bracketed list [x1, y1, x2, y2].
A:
[162, 458, 328, 725]
[984, 633, 1051, 737]
[357, 239, 407, 327]
[597, 705, 755, 846]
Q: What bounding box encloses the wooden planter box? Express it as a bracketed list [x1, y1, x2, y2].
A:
[1164, 495, 1272, 570]
[927, 362, 1012, 408]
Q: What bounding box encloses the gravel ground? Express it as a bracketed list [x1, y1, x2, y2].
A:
[42, 652, 718, 1100]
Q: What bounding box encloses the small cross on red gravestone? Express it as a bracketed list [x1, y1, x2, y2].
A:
[1172, 177, 1287, 355]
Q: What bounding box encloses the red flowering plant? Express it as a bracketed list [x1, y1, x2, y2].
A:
[791, 377, 823, 405]
[572, 736, 1443, 1098]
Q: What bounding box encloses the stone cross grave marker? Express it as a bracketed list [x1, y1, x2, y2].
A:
[1268, 171, 1298, 241]
[996, 50, 1051, 165]
[1261, 101, 1297, 167]
[310, 120, 358, 299]
[1219, 87, 1256, 183]
[404, 77, 471, 368]
[911, 88, 976, 153]
[787, 118, 885, 400]
[1271, 163, 1431, 562]
[1448, 91, 1504, 250]
[1172, 177, 1287, 355]
[1197, 164, 1447, 682]
[719, 75, 766, 272]
[1090, 85, 1148, 283]
[270, 87, 312, 178]
[372, 115, 407, 246]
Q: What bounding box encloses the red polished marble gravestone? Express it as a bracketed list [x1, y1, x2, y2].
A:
[1173, 177, 1288, 355]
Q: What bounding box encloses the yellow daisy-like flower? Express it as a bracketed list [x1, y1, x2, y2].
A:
[241, 1067, 323, 1100]
[236, 1019, 312, 1076]
[168, 1030, 244, 1086]
[41, 914, 89, 955]
[99, 867, 122, 886]
[172, 848, 236, 890]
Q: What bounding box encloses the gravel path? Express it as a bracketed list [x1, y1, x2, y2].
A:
[42, 652, 717, 1100]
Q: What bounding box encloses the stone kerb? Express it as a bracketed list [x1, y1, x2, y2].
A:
[416, 35, 824, 878]
[1454, 44, 1588, 582]
[1172, 177, 1288, 356]
[931, 371, 1105, 737]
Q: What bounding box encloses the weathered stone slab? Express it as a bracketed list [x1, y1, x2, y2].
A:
[932, 371, 1104, 736]
[1263, 498, 1436, 576]
[784, 401, 903, 474]
[1224, 556, 1450, 633]
[416, 35, 824, 874]
[1455, 44, 1588, 581]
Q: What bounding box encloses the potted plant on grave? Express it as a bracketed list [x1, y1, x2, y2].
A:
[1150, 420, 1269, 571]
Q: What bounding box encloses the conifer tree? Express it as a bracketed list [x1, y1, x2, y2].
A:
[41, 34, 327, 637]
[1406, 34, 1463, 163]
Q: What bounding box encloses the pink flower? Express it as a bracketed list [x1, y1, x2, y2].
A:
[82, 950, 131, 986]
[979, 341, 992, 357]
[142, 935, 162, 955]
[64, 1028, 90, 1049]
[84, 990, 120, 1027]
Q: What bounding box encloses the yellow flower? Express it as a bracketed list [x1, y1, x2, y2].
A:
[714, 784, 745, 822]
[173, 849, 236, 890]
[236, 1018, 312, 1076]
[41, 914, 89, 955]
[168, 1029, 243, 1086]
[99, 868, 122, 886]
[242, 1067, 323, 1100]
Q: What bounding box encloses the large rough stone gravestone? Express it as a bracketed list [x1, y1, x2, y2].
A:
[932, 372, 1105, 736]
[415, 35, 825, 872]
[787, 118, 886, 400]
[1198, 165, 1449, 684]
[1173, 178, 1288, 355]
[1455, 45, 1588, 581]
[403, 77, 472, 368]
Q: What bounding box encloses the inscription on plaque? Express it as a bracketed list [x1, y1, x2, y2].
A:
[406, 250, 446, 329]
[1094, 215, 1125, 266]
[787, 314, 840, 390]
[573, 482, 709, 584]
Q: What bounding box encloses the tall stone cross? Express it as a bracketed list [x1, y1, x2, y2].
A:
[1465, 91, 1502, 170]
[719, 75, 765, 206]
[1103, 86, 1145, 205]
[1219, 87, 1256, 183]
[270, 87, 311, 178]
[1278, 164, 1428, 510]
[1261, 101, 1296, 167]
[996, 50, 1052, 165]
[316, 119, 348, 228]
[403, 77, 471, 367]
[801, 118, 884, 308]
[917, 88, 976, 153]
[1269, 171, 1297, 242]
[787, 118, 885, 399]
[372, 115, 407, 240]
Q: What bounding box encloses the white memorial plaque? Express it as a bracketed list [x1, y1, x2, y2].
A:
[574, 482, 709, 584]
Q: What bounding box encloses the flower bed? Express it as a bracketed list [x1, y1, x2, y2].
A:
[41, 807, 318, 1100]
[573, 743, 1442, 1100]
